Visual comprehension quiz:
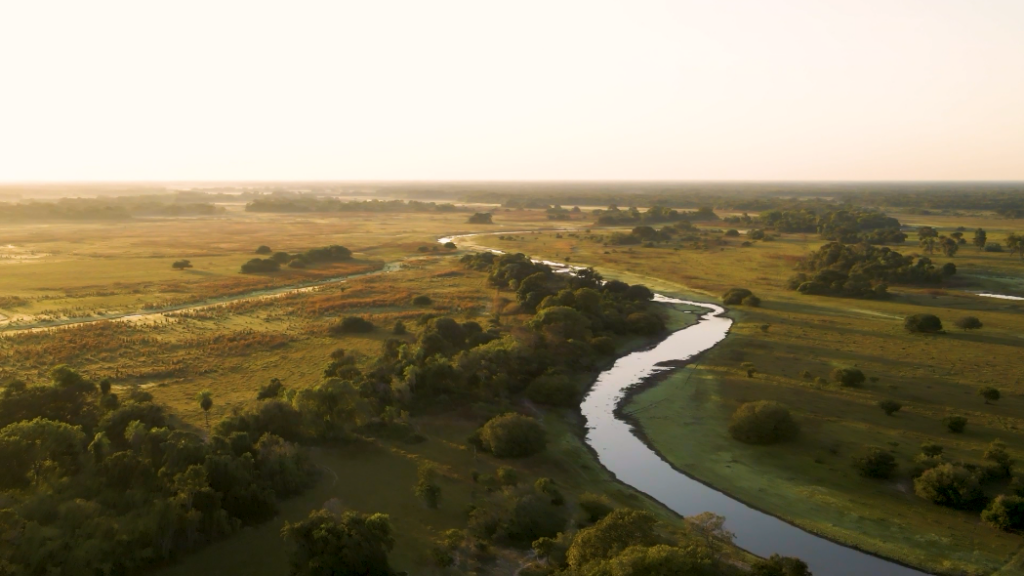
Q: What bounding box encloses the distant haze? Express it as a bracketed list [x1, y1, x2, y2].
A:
[2, 0, 1023, 182]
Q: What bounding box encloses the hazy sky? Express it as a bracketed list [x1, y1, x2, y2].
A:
[2, 0, 1023, 181]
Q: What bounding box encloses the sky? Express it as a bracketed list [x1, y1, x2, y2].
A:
[1, 0, 1023, 182]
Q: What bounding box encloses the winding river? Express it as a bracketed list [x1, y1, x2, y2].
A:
[443, 232, 928, 576]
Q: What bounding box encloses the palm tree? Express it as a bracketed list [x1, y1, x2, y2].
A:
[196, 390, 214, 433]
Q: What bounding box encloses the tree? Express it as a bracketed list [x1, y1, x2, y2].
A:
[411, 295, 432, 306]
[921, 442, 943, 457]
[1007, 233, 1024, 260]
[853, 446, 898, 479]
[943, 415, 968, 433]
[478, 413, 546, 458]
[468, 213, 493, 224]
[878, 400, 902, 416]
[973, 228, 987, 248]
[566, 509, 658, 570]
[414, 463, 441, 509]
[904, 314, 943, 333]
[979, 387, 1001, 404]
[255, 245, 272, 254]
[751, 554, 813, 576]
[0, 418, 85, 487]
[984, 440, 1013, 477]
[830, 367, 865, 387]
[982, 495, 1024, 531]
[196, 390, 213, 433]
[722, 288, 754, 305]
[914, 464, 983, 508]
[939, 236, 958, 257]
[685, 512, 734, 561]
[392, 320, 406, 335]
[241, 258, 281, 273]
[728, 401, 799, 445]
[172, 259, 193, 270]
[330, 316, 375, 335]
[954, 316, 983, 331]
[281, 508, 395, 576]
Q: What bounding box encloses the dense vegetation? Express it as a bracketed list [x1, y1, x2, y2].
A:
[246, 197, 462, 213]
[0, 367, 315, 575]
[0, 197, 223, 221]
[787, 242, 955, 299]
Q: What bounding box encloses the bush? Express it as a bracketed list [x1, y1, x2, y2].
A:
[625, 312, 663, 335]
[412, 295, 433, 306]
[914, 464, 983, 508]
[831, 367, 865, 387]
[241, 258, 281, 273]
[330, 316, 375, 335]
[722, 288, 753, 305]
[878, 400, 902, 416]
[904, 314, 943, 333]
[954, 316, 983, 331]
[392, 321, 407, 335]
[255, 245, 272, 254]
[741, 295, 761, 307]
[943, 415, 968, 433]
[577, 493, 614, 524]
[984, 243, 1004, 252]
[526, 374, 579, 408]
[172, 259, 193, 270]
[478, 413, 547, 458]
[728, 401, 799, 445]
[853, 447, 898, 478]
[982, 495, 1024, 530]
[724, 229, 739, 237]
[589, 336, 615, 356]
[979, 387, 1000, 404]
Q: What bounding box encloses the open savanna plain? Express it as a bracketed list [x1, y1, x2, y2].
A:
[472, 212, 1024, 575]
[1, 206, 753, 576]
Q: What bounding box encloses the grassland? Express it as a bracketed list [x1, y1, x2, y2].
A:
[471, 212, 1024, 575]
[1, 207, 747, 576]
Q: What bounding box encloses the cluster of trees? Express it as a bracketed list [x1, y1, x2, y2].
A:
[241, 244, 352, 273]
[468, 213, 494, 224]
[722, 288, 760, 307]
[594, 205, 679, 225]
[245, 197, 461, 213]
[787, 242, 955, 299]
[0, 198, 223, 222]
[546, 205, 581, 220]
[756, 208, 906, 245]
[0, 367, 315, 575]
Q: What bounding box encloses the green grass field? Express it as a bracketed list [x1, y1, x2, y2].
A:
[465, 211, 1024, 575]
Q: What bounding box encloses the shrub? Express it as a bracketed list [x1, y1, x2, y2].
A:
[392, 321, 407, 335]
[800, 370, 813, 379]
[921, 443, 943, 457]
[914, 464, 983, 508]
[589, 336, 615, 356]
[172, 259, 193, 270]
[984, 243, 1004, 252]
[724, 229, 739, 237]
[943, 415, 968, 433]
[443, 242, 457, 249]
[904, 314, 943, 333]
[241, 258, 281, 273]
[255, 245, 272, 254]
[878, 400, 902, 416]
[330, 316, 375, 335]
[526, 374, 579, 408]
[741, 295, 761, 307]
[853, 447, 898, 479]
[412, 295, 433, 306]
[979, 387, 1000, 404]
[478, 413, 546, 458]
[722, 288, 753, 305]
[982, 495, 1024, 530]
[830, 367, 865, 387]
[954, 316, 983, 331]
[577, 493, 614, 524]
[728, 401, 799, 445]
[625, 312, 663, 335]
